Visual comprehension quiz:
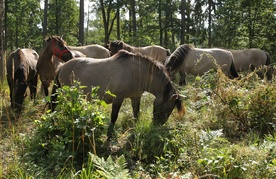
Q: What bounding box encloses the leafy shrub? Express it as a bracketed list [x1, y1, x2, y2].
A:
[23, 82, 108, 173]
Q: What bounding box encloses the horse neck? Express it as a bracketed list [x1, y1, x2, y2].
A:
[39, 46, 53, 64]
[139, 62, 168, 97]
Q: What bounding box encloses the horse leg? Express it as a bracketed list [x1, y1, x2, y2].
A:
[229, 61, 239, 79]
[108, 99, 124, 139]
[179, 72, 187, 86]
[42, 80, 49, 96]
[7, 79, 14, 108]
[130, 96, 141, 120]
[29, 74, 38, 101]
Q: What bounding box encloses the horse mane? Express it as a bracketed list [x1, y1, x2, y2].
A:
[113, 49, 171, 80]
[166, 44, 192, 71]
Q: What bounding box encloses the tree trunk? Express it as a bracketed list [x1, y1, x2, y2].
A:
[100, 0, 117, 44]
[180, 0, 186, 44]
[186, 0, 191, 42]
[0, 0, 4, 81]
[116, 4, 120, 40]
[164, 0, 170, 48]
[208, 0, 212, 47]
[43, 0, 48, 39]
[131, 0, 136, 37]
[248, 2, 252, 48]
[55, 0, 59, 35]
[158, 0, 163, 46]
[79, 0, 84, 45]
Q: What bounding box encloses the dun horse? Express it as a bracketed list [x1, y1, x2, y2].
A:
[165, 44, 239, 85]
[108, 40, 171, 63]
[36, 36, 74, 96]
[6, 48, 39, 113]
[68, 44, 110, 58]
[230, 49, 272, 80]
[50, 50, 185, 135]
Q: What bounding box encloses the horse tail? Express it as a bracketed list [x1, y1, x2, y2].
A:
[49, 69, 61, 111]
[265, 52, 271, 66]
[230, 60, 239, 79]
[265, 52, 272, 80]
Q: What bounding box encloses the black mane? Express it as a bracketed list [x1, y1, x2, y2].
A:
[165, 44, 192, 71]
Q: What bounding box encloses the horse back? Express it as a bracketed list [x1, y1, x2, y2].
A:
[231, 49, 268, 71]
[139, 45, 168, 63]
[7, 49, 38, 81]
[69, 44, 110, 58]
[184, 48, 233, 75]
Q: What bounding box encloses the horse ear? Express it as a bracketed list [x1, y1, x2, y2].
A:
[45, 35, 51, 42]
[169, 94, 178, 101]
[169, 94, 186, 101]
[119, 41, 123, 48]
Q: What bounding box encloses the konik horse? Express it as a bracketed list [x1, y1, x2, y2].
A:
[6, 48, 39, 113]
[68, 44, 110, 58]
[165, 44, 239, 85]
[108, 40, 171, 63]
[230, 49, 272, 80]
[36, 36, 74, 96]
[50, 50, 185, 135]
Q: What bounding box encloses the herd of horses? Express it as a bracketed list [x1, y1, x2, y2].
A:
[6, 36, 273, 135]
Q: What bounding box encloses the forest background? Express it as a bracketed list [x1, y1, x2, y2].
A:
[0, 0, 276, 81]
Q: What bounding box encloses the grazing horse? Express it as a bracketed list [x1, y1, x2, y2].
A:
[165, 44, 239, 85]
[50, 50, 185, 134]
[36, 36, 74, 96]
[6, 48, 39, 113]
[68, 44, 110, 58]
[108, 40, 171, 63]
[230, 49, 272, 80]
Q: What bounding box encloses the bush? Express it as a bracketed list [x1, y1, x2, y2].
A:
[23, 82, 109, 174]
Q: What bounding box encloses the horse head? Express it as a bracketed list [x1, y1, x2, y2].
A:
[110, 40, 124, 56]
[152, 82, 185, 125]
[45, 35, 73, 61]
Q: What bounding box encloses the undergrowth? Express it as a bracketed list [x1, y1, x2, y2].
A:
[0, 70, 275, 178]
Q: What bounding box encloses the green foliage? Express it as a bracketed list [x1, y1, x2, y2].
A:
[23, 82, 108, 174]
[6, 0, 42, 51]
[47, 0, 79, 45]
[86, 153, 130, 179]
[1, 68, 276, 178]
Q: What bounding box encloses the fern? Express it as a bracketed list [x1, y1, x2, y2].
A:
[89, 153, 130, 179]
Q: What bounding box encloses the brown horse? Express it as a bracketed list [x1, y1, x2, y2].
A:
[230, 49, 272, 80]
[165, 44, 239, 85]
[68, 44, 110, 58]
[108, 40, 171, 63]
[6, 48, 39, 113]
[36, 36, 74, 96]
[50, 50, 185, 135]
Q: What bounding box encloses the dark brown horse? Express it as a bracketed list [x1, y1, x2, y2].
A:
[6, 48, 39, 113]
[36, 36, 74, 96]
[165, 44, 239, 85]
[108, 40, 171, 63]
[50, 50, 185, 135]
